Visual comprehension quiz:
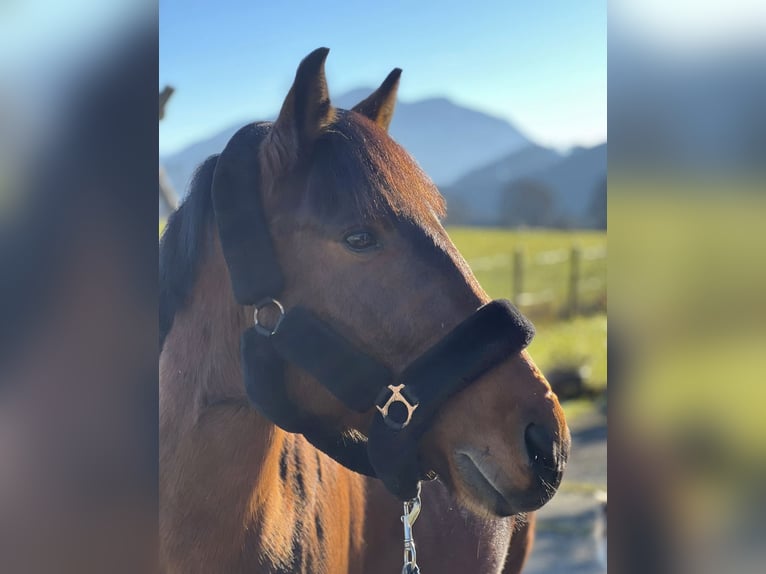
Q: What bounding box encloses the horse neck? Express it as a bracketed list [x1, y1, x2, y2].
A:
[161, 226, 287, 487]
[162, 227, 317, 566]
[161, 227, 373, 571]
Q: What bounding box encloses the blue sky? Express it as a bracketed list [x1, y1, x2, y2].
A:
[160, 0, 606, 155]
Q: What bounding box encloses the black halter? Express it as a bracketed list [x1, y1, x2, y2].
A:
[212, 122, 535, 500]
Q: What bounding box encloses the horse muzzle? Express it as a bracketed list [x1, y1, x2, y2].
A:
[452, 422, 569, 516]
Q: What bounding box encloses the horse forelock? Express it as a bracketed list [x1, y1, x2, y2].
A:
[305, 111, 446, 226]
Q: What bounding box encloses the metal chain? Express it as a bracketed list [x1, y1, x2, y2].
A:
[401, 484, 422, 574]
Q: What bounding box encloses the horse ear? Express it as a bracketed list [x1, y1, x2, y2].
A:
[269, 47, 335, 166]
[352, 68, 402, 131]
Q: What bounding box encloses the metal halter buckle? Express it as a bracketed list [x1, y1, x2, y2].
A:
[401, 484, 422, 574]
[376, 384, 419, 430]
[252, 298, 285, 336]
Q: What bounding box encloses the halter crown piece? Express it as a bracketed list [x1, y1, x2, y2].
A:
[212, 123, 536, 501]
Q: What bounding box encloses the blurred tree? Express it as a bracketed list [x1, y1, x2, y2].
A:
[500, 179, 554, 227]
[444, 195, 472, 226]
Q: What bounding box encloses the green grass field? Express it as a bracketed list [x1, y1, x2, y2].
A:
[447, 227, 606, 262]
[448, 227, 606, 316]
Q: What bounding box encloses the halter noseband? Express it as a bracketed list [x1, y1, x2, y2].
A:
[212, 122, 535, 500]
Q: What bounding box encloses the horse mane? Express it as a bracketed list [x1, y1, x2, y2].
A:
[159, 154, 218, 351]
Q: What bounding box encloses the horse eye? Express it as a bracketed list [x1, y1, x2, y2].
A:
[343, 231, 379, 252]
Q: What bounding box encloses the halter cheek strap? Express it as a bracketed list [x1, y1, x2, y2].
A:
[270, 307, 392, 412]
[213, 123, 536, 500]
[212, 122, 283, 304]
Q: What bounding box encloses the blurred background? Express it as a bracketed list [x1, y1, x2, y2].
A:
[1, 2, 158, 573]
[3, 0, 764, 572]
[159, 2, 607, 572]
[609, 1, 766, 573]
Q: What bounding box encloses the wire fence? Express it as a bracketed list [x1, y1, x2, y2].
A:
[467, 245, 607, 319]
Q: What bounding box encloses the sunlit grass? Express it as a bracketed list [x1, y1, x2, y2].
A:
[447, 227, 606, 262]
[529, 314, 607, 390]
[448, 226, 606, 313]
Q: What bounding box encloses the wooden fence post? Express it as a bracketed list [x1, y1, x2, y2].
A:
[160, 85, 175, 120]
[159, 85, 179, 213]
[512, 247, 524, 306]
[568, 246, 582, 317]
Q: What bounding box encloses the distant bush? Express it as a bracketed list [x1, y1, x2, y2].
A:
[500, 179, 555, 227]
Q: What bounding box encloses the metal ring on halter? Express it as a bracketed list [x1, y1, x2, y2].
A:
[376, 384, 419, 430]
[253, 298, 285, 336]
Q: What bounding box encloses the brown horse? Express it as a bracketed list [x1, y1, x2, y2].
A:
[159, 48, 569, 574]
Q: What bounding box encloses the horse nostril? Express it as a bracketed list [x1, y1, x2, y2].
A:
[524, 423, 557, 471]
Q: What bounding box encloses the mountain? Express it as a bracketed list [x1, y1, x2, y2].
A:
[363, 95, 529, 186]
[442, 142, 607, 228]
[441, 144, 564, 224]
[160, 89, 530, 195]
[161, 121, 245, 200]
[533, 143, 607, 222]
